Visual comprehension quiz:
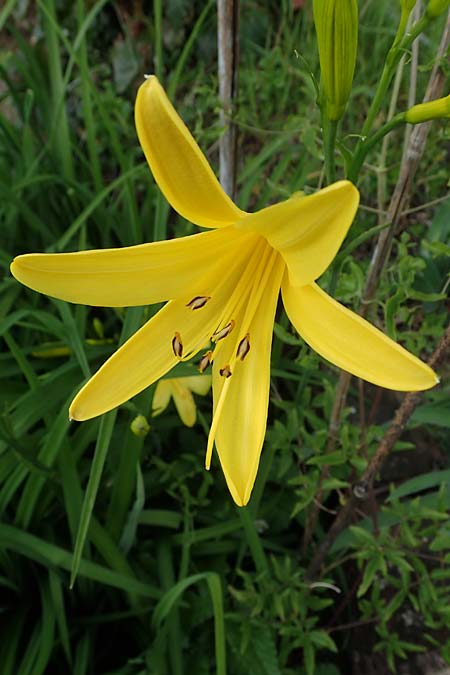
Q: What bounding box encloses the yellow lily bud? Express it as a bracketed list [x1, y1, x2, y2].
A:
[405, 94, 450, 123]
[313, 0, 358, 120]
[426, 0, 450, 17]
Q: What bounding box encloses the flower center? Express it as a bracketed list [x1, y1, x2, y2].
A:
[168, 235, 281, 471]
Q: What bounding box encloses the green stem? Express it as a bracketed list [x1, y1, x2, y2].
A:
[348, 114, 405, 182]
[324, 118, 338, 184]
[237, 506, 268, 576]
[153, 0, 163, 79]
[348, 14, 429, 182]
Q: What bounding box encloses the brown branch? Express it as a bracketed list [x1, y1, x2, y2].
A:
[301, 12, 450, 555]
[217, 0, 240, 199]
[306, 322, 450, 581]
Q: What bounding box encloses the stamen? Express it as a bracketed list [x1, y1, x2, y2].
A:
[212, 319, 235, 342]
[198, 350, 213, 373]
[219, 365, 232, 378]
[236, 334, 250, 361]
[186, 296, 211, 310]
[172, 331, 183, 358]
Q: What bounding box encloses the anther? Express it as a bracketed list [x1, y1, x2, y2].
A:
[186, 296, 211, 310]
[212, 319, 235, 342]
[219, 365, 232, 378]
[198, 350, 213, 373]
[236, 334, 250, 361]
[172, 332, 183, 358]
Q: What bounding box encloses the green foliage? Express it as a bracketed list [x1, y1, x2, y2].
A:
[0, 0, 449, 673]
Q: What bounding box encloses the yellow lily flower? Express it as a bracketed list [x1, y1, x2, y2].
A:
[10, 77, 437, 506]
[152, 375, 212, 427]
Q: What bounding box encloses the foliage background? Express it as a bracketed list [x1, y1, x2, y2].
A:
[0, 1, 449, 673]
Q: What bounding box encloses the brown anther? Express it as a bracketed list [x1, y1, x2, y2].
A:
[219, 365, 232, 378]
[212, 319, 235, 342]
[236, 334, 250, 361]
[172, 331, 183, 358]
[186, 296, 211, 310]
[198, 350, 213, 373]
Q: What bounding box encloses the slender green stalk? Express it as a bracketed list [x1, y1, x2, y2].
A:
[70, 411, 117, 588]
[167, 0, 214, 98]
[153, 0, 163, 78]
[3, 331, 38, 390]
[348, 14, 429, 182]
[237, 506, 269, 575]
[323, 118, 338, 184]
[106, 412, 148, 540]
[361, 15, 428, 140]
[41, 0, 74, 182]
[75, 0, 102, 193]
[157, 541, 183, 675]
[348, 114, 405, 182]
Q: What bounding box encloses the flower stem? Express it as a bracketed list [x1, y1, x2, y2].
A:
[347, 114, 405, 182]
[237, 506, 269, 576]
[324, 117, 338, 185]
[347, 14, 429, 183]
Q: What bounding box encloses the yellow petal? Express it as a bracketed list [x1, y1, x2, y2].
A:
[171, 381, 197, 427]
[10, 228, 237, 306]
[152, 380, 173, 416]
[237, 181, 359, 286]
[182, 375, 212, 396]
[70, 233, 258, 420]
[135, 76, 245, 228]
[282, 279, 438, 391]
[212, 255, 285, 506]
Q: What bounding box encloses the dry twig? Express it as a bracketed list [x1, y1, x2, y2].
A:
[217, 0, 240, 199]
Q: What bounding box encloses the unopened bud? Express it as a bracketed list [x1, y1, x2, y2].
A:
[426, 0, 450, 17]
[313, 0, 358, 120]
[130, 414, 151, 438]
[405, 95, 450, 124]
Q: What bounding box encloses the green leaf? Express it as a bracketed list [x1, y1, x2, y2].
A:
[0, 524, 159, 598]
[307, 451, 346, 467]
[387, 470, 450, 501]
[411, 400, 450, 428]
[70, 411, 116, 588]
[303, 640, 315, 675]
[358, 556, 382, 597]
[153, 572, 226, 675]
[308, 630, 337, 652]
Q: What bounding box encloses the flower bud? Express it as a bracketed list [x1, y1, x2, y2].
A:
[313, 0, 358, 120]
[405, 95, 450, 124]
[130, 414, 151, 438]
[426, 0, 450, 17]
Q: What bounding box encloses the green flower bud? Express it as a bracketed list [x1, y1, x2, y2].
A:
[426, 0, 450, 17]
[313, 0, 358, 120]
[405, 95, 450, 123]
[130, 414, 151, 438]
